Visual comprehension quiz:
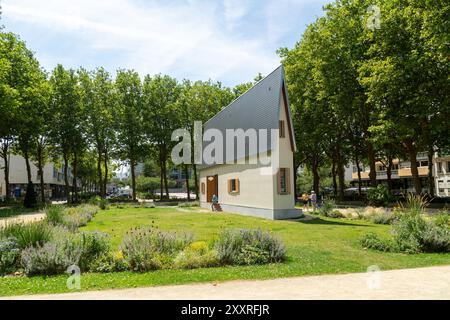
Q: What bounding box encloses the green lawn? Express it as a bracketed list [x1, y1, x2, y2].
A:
[1, 206, 449, 296]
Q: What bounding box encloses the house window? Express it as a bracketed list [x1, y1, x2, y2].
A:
[437, 162, 443, 173]
[279, 120, 285, 138]
[278, 168, 290, 194]
[228, 179, 239, 193]
[439, 189, 445, 193]
[201, 182, 205, 195]
[448, 162, 450, 172]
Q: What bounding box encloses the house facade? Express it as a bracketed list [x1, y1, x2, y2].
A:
[0, 154, 72, 200]
[199, 65, 301, 220]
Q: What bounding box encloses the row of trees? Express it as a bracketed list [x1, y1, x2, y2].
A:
[1, 22, 261, 204]
[280, 0, 449, 199]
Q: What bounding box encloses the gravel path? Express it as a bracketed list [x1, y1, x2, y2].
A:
[3, 265, 449, 300]
[0, 213, 45, 227]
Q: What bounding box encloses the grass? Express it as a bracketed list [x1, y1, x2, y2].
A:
[0, 206, 449, 296]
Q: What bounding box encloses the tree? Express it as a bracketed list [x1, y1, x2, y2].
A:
[114, 70, 145, 201]
[142, 74, 181, 199]
[79, 67, 116, 198]
[49, 64, 81, 203]
[0, 32, 46, 203]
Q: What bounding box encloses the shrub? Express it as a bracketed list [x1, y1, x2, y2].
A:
[44, 205, 65, 225]
[67, 231, 111, 271]
[62, 205, 98, 231]
[361, 211, 450, 253]
[98, 198, 109, 210]
[90, 251, 128, 273]
[317, 199, 335, 216]
[120, 227, 192, 271]
[367, 185, 391, 207]
[399, 193, 429, 214]
[360, 233, 392, 252]
[327, 210, 344, 218]
[214, 229, 286, 265]
[23, 182, 38, 208]
[0, 237, 21, 275]
[371, 212, 395, 225]
[435, 212, 449, 228]
[21, 241, 78, 276]
[174, 242, 219, 269]
[0, 222, 52, 249]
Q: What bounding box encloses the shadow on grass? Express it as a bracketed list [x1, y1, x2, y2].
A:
[293, 217, 371, 227]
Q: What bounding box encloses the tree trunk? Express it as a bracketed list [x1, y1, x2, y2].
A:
[332, 161, 337, 198]
[312, 158, 320, 195]
[356, 160, 362, 196]
[184, 164, 190, 201]
[37, 145, 45, 203]
[427, 148, 434, 197]
[1, 142, 11, 202]
[386, 156, 393, 192]
[103, 150, 109, 197]
[97, 150, 103, 197]
[337, 162, 345, 202]
[405, 141, 421, 194]
[72, 153, 78, 204]
[24, 150, 32, 184]
[367, 143, 377, 187]
[63, 153, 71, 203]
[160, 160, 164, 199]
[163, 159, 169, 199]
[130, 160, 137, 201]
[193, 164, 199, 200]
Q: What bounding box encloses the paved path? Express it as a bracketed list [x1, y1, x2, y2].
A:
[3, 265, 449, 300]
[0, 213, 45, 227]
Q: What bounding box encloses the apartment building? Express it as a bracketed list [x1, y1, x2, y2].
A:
[346, 152, 449, 197]
[434, 154, 450, 197]
[0, 154, 73, 200]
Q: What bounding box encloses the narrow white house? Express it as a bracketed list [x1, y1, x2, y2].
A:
[199, 65, 301, 220]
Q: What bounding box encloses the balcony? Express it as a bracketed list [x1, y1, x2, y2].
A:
[398, 167, 429, 177]
[352, 172, 369, 180]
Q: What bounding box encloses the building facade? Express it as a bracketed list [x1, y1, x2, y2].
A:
[346, 152, 450, 197]
[0, 154, 73, 200]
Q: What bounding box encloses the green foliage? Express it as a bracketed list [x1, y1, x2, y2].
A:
[44, 205, 65, 225]
[174, 241, 220, 269]
[23, 182, 37, 208]
[367, 185, 392, 207]
[0, 237, 20, 275]
[370, 212, 395, 225]
[362, 211, 449, 253]
[317, 199, 336, 217]
[120, 227, 193, 271]
[360, 233, 392, 252]
[400, 193, 429, 215]
[0, 222, 52, 249]
[214, 229, 286, 265]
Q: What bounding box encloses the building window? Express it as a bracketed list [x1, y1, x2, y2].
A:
[448, 162, 450, 172]
[437, 162, 443, 173]
[201, 182, 205, 195]
[227, 179, 239, 193]
[439, 189, 445, 193]
[278, 168, 290, 194]
[279, 120, 285, 138]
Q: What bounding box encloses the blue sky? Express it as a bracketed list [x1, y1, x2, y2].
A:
[1, 0, 328, 87]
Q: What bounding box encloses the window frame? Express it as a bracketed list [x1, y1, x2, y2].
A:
[277, 168, 291, 195]
[279, 120, 285, 138]
[227, 178, 240, 194]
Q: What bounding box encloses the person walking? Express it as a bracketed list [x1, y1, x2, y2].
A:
[310, 191, 317, 211]
[301, 192, 309, 211]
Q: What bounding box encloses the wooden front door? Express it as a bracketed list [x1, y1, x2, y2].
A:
[206, 175, 218, 202]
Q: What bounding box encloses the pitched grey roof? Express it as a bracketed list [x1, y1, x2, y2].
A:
[201, 65, 295, 167]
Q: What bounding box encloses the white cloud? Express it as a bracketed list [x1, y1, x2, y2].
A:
[2, 0, 324, 85]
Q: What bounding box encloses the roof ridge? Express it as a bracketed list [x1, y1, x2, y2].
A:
[204, 65, 284, 126]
